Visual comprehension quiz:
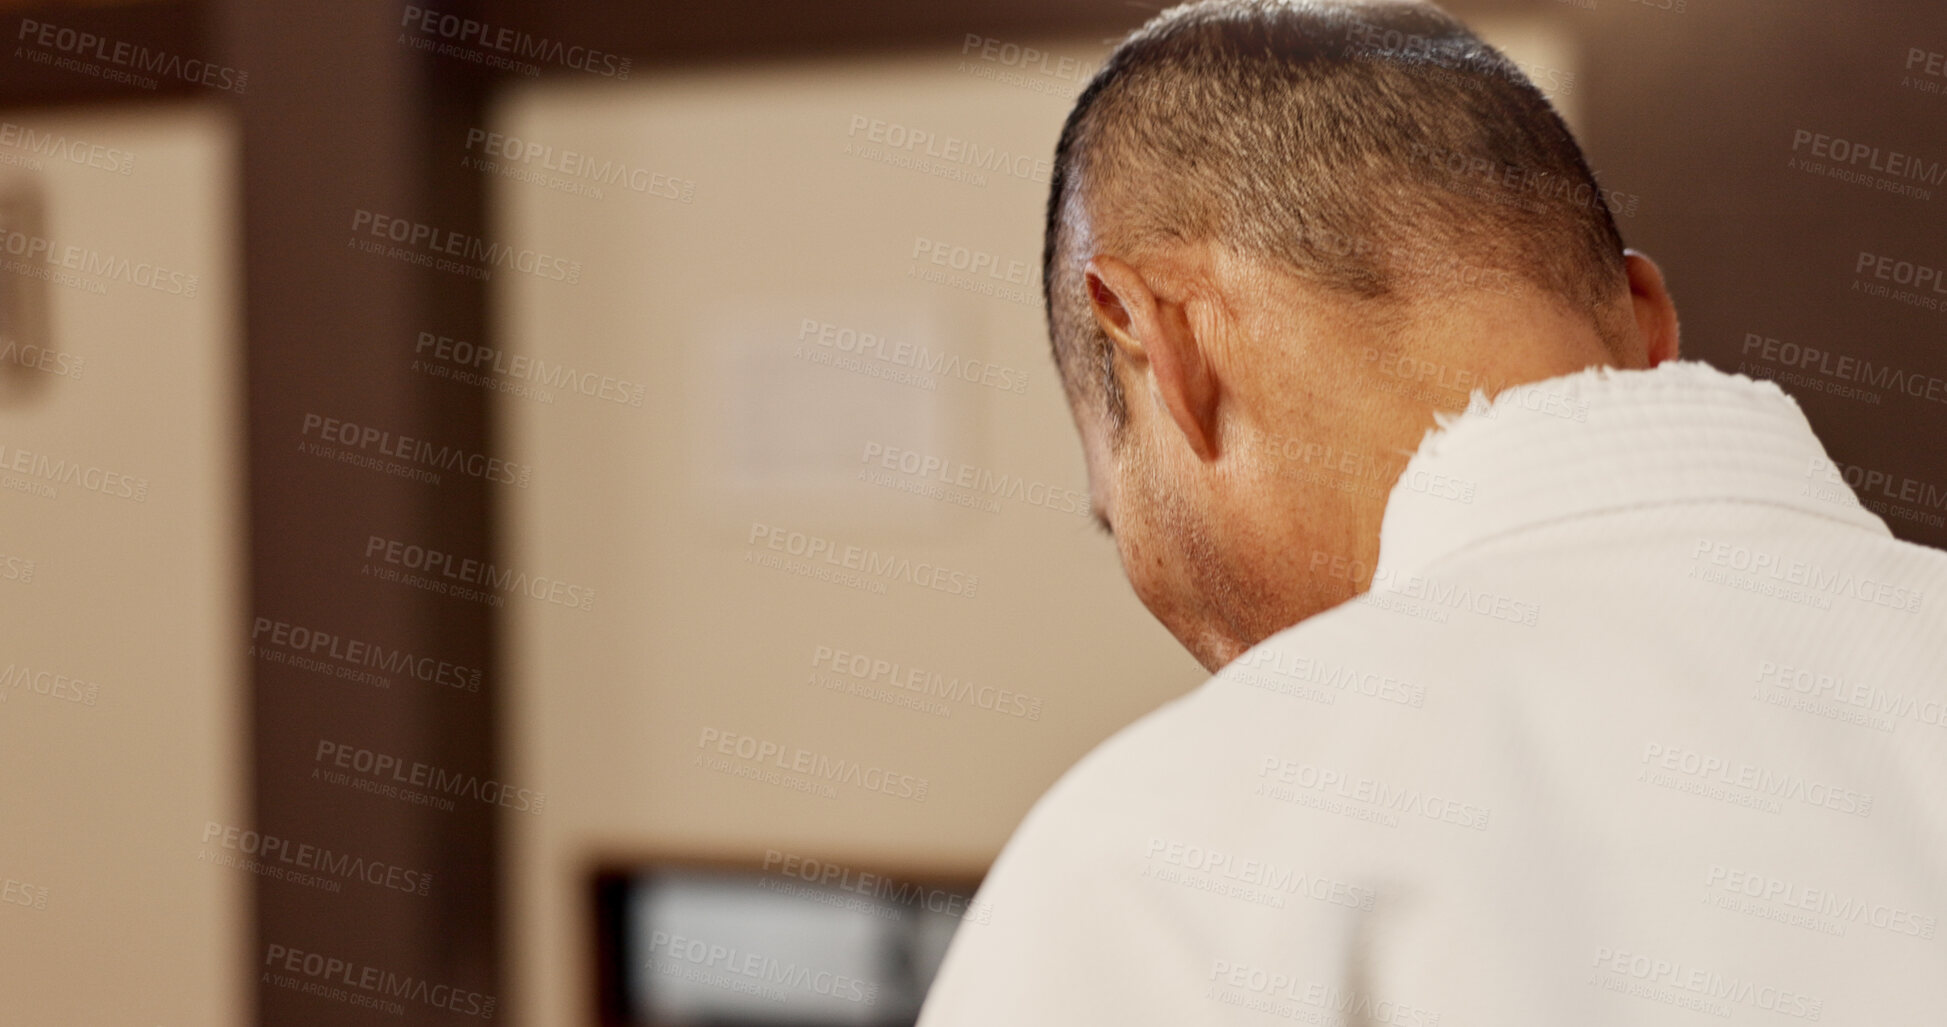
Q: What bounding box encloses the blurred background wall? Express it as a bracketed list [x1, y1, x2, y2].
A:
[0, 1, 1940, 1025]
[0, 100, 245, 1027]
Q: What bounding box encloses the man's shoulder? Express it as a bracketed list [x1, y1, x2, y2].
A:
[919, 611, 1421, 1027]
[1008, 596, 1472, 857]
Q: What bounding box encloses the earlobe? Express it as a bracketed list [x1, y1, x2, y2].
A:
[1084, 255, 1222, 462]
[1623, 250, 1681, 366]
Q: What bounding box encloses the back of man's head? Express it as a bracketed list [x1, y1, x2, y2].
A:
[1045, 0, 1629, 434]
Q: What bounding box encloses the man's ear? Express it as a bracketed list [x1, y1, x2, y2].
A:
[1084, 255, 1220, 461]
[1623, 250, 1680, 367]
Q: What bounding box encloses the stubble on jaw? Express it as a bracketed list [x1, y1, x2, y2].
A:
[1137, 439, 1276, 671]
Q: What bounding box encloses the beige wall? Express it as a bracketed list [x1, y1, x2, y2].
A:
[491, 21, 1573, 1025]
[0, 102, 245, 1027]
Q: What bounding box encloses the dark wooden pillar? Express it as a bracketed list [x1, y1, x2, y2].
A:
[213, 1, 502, 1022]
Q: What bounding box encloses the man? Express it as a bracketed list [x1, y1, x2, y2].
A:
[917, 1, 1947, 1023]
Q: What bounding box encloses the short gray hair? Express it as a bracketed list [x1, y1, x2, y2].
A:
[1045, 0, 1629, 435]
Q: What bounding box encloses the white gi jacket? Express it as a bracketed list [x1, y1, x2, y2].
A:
[919, 360, 1947, 1026]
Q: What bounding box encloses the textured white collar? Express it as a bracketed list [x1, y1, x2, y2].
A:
[1372, 360, 1893, 581]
